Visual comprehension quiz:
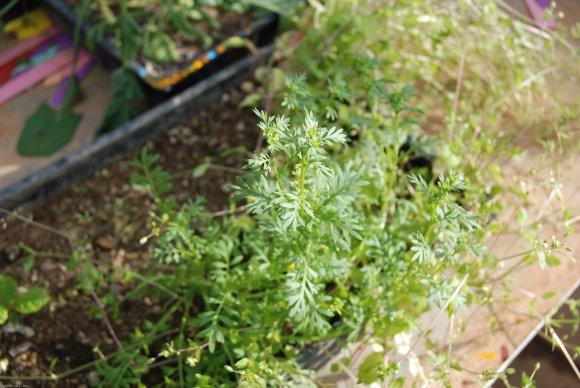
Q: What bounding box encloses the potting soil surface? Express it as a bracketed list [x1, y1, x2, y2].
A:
[0, 84, 260, 385]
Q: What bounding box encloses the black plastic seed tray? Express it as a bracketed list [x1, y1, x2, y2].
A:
[42, 0, 279, 98]
[0, 46, 274, 210]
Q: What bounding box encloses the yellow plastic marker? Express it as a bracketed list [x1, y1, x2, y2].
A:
[474, 351, 497, 360]
[4, 8, 53, 40]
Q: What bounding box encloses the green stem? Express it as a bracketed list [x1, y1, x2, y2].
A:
[97, 0, 116, 23]
[0, 0, 20, 19]
[177, 294, 192, 388]
[272, 157, 286, 195]
[111, 300, 181, 386]
[424, 204, 437, 242]
[298, 160, 307, 203]
[492, 256, 527, 282]
[377, 112, 400, 229]
[0, 328, 179, 382]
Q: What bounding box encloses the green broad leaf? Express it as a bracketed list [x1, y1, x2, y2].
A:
[0, 275, 17, 305]
[143, 30, 178, 64]
[450, 360, 463, 371]
[199, 325, 224, 353]
[22, 255, 36, 273]
[192, 157, 211, 178]
[224, 36, 247, 49]
[18, 104, 82, 156]
[95, 68, 144, 136]
[0, 305, 8, 325]
[546, 255, 562, 267]
[391, 377, 405, 388]
[358, 352, 384, 384]
[542, 291, 556, 299]
[220, 145, 247, 158]
[238, 93, 262, 108]
[168, 6, 206, 42]
[234, 214, 255, 230]
[63, 75, 82, 108]
[375, 316, 410, 338]
[234, 357, 249, 369]
[14, 288, 49, 314]
[118, 14, 142, 66]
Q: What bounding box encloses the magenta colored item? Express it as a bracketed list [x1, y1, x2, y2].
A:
[29, 33, 71, 57]
[11, 34, 73, 79]
[0, 28, 58, 68]
[523, 0, 557, 29]
[0, 50, 74, 105]
[50, 58, 94, 108]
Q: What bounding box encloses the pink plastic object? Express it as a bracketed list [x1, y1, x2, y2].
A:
[0, 49, 74, 105]
[0, 28, 58, 68]
[523, 0, 557, 29]
[43, 49, 91, 87]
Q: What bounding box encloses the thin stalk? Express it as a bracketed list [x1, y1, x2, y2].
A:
[0, 328, 179, 382]
[97, 0, 116, 23]
[298, 160, 307, 204]
[272, 157, 287, 195]
[177, 295, 192, 388]
[0, 209, 123, 351]
[549, 326, 580, 380]
[492, 256, 527, 282]
[0, 0, 20, 19]
[397, 274, 469, 364]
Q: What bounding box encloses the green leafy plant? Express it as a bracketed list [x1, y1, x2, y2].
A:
[0, 274, 50, 325]
[1, 0, 579, 386]
[83, 0, 293, 65]
[109, 1, 578, 385]
[74, 0, 294, 134]
[81, 0, 577, 385]
[110, 94, 485, 385]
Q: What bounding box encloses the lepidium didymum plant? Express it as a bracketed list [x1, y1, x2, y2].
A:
[232, 109, 366, 333]
[224, 103, 485, 383]
[116, 98, 486, 385]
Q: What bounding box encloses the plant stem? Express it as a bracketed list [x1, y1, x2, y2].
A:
[298, 160, 307, 204]
[0, 0, 20, 19]
[397, 274, 469, 364]
[177, 294, 192, 388]
[272, 157, 286, 195]
[549, 326, 580, 380]
[97, 0, 116, 23]
[492, 256, 527, 282]
[0, 208, 123, 351]
[0, 329, 179, 382]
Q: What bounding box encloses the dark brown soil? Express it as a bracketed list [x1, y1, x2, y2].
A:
[0, 83, 261, 386]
